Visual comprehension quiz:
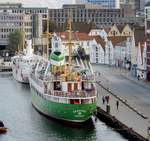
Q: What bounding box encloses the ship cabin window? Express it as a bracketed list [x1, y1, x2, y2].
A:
[74, 83, 78, 91]
[82, 81, 93, 91]
[81, 99, 90, 104]
[54, 81, 61, 91]
[70, 99, 80, 105]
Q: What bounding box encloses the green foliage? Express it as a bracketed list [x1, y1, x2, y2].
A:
[57, 22, 96, 32]
[43, 20, 96, 33]
[8, 30, 23, 51]
[43, 20, 56, 33]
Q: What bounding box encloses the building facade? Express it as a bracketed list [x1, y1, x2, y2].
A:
[146, 20, 150, 81]
[49, 4, 143, 29]
[49, 4, 124, 29]
[136, 42, 147, 80]
[145, 1, 150, 80]
[87, 0, 120, 9]
[0, 3, 48, 48]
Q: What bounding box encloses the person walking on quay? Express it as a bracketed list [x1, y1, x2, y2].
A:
[102, 96, 105, 104]
[116, 100, 119, 110]
[105, 96, 109, 104]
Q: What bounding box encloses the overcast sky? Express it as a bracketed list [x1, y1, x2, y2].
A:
[0, 0, 76, 8]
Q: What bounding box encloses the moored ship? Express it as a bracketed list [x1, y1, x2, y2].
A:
[29, 20, 97, 123]
[11, 40, 38, 83]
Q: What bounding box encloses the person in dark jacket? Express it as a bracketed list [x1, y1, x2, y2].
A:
[0, 121, 4, 127]
[116, 100, 119, 110]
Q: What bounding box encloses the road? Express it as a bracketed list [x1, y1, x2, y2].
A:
[93, 64, 150, 119]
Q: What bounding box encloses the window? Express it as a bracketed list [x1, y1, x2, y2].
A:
[96, 58, 98, 63]
[96, 53, 98, 57]
[96, 47, 98, 51]
[87, 41, 89, 46]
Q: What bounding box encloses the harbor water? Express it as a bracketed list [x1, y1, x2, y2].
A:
[0, 73, 128, 141]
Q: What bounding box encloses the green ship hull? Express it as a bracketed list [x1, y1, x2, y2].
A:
[31, 87, 96, 123]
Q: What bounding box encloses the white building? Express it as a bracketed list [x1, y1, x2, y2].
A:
[107, 36, 133, 67]
[52, 32, 134, 68]
[52, 32, 93, 56]
[136, 42, 147, 80]
[89, 36, 105, 64]
[88, 29, 102, 36]
[51, 32, 106, 64]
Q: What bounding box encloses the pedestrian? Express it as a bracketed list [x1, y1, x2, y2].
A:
[137, 75, 140, 80]
[102, 96, 105, 104]
[105, 96, 109, 104]
[0, 121, 4, 127]
[116, 100, 119, 110]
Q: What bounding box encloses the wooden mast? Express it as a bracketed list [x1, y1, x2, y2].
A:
[22, 26, 25, 52]
[46, 18, 49, 59]
[67, 11, 73, 66]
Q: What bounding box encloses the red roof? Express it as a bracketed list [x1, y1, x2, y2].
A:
[56, 32, 106, 49]
[90, 35, 106, 49]
[108, 36, 128, 46]
[104, 27, 111, 33]
[56, 32, 93, 41]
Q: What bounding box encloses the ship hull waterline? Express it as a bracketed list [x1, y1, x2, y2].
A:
[12, 68, 29, 84]
[30, 86, 96, 123]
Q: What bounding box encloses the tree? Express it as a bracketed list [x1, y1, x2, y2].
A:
[43, 20, 56, 33]
[56, 21, 96, 32]
[8, 30, 23, 52]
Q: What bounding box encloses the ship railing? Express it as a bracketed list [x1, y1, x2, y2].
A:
[43, 94, 96, 104]
[81, 74, 95, 81]
[49, 90, 96, 98]
[30, 73, 43, 87]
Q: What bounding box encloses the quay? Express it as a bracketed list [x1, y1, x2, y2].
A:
[96, 81, 149, 141]
[0, 61, 12, 72]
[0, 66, 12, 72]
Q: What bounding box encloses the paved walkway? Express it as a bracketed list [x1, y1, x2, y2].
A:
[96, 82, 149, 139]
[120, 70, 150, 91]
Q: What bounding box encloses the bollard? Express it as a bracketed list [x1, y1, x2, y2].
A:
[148, 126, 150, 141]
[106, 104, 110, 114]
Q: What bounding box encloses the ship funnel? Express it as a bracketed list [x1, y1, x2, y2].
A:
[25, 40, 33, 57]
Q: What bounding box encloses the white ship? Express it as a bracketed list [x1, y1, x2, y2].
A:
[11, 40, 39, 83]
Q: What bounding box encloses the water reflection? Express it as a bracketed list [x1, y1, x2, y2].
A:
[0, 73, 127, 141]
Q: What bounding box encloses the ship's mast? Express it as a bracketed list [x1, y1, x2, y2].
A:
[22, 26, 25, 52]
[41, 18, 52, 59]
[67, 12, 73, 66]
[46, 18, 49, 59]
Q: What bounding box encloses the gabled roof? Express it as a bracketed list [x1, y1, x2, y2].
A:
[91, 35, 106, 49]
[134, 29, 146, 46]
[116, 25, 125, 33]
[56, 32, 93, 41]
[108, 36, 128, 46]
[104, 27, 111, 33]
[56, 32, 106, 50]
